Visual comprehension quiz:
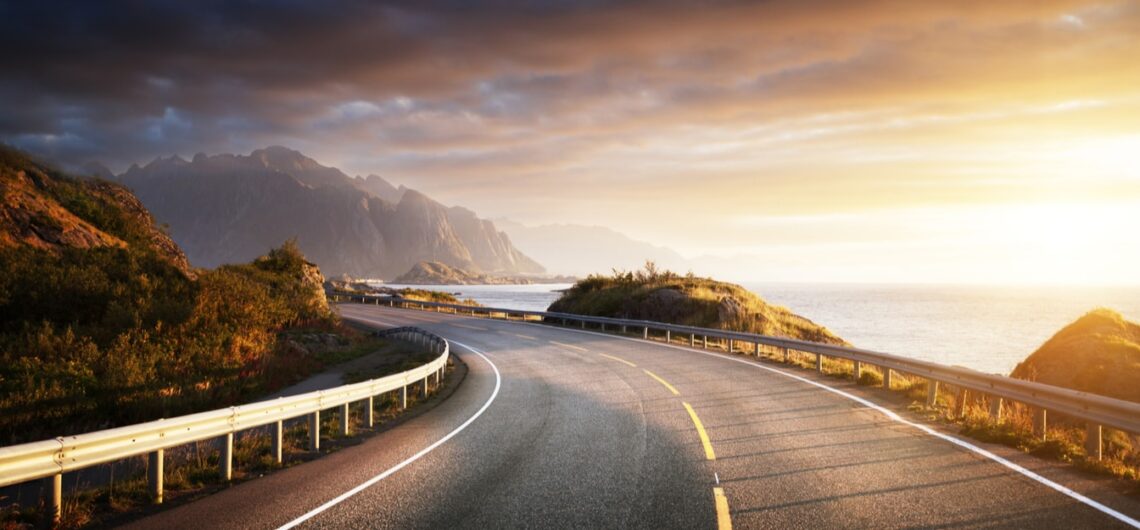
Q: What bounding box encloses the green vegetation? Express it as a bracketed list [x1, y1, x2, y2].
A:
[0, 148, 354, 445]
[1011, 308, 1140, 403]
[395, 288, 479, 306]
[548, 262, 845, 344]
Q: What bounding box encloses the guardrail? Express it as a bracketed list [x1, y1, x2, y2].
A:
[334, 292, 1140, 459]
[0, 326, 448, 524]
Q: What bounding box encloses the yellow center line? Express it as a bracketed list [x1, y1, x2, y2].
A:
[450, 323, 488, 331]
[512, 333, 538, 340]
[713, 487, 732, 530]
[643, 370, 680, 396]
[549, 340, 588, 352]
[683, 401, 716, 460]
[598, 353, 636, 367]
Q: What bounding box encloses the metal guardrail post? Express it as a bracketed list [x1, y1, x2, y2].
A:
[816, 353, 823, 373]
[954, 388, 968, 418]
[853, 360, 861, 380]
[46, 473, 61, 525]
[782, 347, 788, 363]
[926, 381, 939, 407]
[309, 411, 321, 451]
[366, 396, 374, 428]
[690, 334, 696, 347]
[665, 330, 671, 343]
[882, 367, 892, 389]
[988, 396, 1003, 421]
[340, 403, 351, 436]
[1086, 424, 1102, 460]
[221, 432, 233, 481]
[1033, 409, 1047, 440]
[422, 376, 429, 398]
[148, 449, 164, 504]
[728, 339, 734, 353]
[272, 420, 283, 463]
[401, 386, 408, 410]
[643, 327, 648, 339]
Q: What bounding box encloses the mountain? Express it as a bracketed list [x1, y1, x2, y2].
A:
[392, 260, 531, 285]
[118, 146, 544, 279]
[1011, 309, 1140, 403]
[495, 219, 690, 277]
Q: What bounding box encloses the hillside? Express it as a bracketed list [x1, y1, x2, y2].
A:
[548, 264, 845, 345]
[1011, 309, 1140, 403]
[0, 148, 193, 276]
[0, 146, 342, 444]
[118, 146, 544, 279]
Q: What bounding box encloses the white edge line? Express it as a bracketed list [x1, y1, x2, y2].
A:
[510, 319, 1140, 528]
[276, 339, 500, 530]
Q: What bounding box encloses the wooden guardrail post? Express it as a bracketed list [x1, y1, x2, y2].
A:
[1086, 423, 1102, 460]
[221, 433, 233, 481]
[309, 411, 321, 451]
[340, 403, 351, 436]
[1033, 409, 1047, 440]
[148, 449, 164, 504]
[926, 380, 939, 407]
[272, 420, 283, 463]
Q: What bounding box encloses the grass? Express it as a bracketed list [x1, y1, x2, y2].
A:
[0, 339, 456, 529]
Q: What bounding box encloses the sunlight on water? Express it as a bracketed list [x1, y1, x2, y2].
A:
[744, 283, 1140, 375]
[377, 282, 1139, 375]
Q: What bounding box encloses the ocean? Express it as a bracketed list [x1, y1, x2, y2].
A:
[376, 282, 1140, 375]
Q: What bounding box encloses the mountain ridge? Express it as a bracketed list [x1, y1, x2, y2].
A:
[118, 146, 544, 279]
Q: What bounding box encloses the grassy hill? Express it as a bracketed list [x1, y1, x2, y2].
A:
[548, 263, 845, 345]
[0, 146, 344, 444]
[1011, 308, 1140, 403]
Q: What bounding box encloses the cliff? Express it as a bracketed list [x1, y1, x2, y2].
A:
[1011, 309, 1140, 403]
[548, 265, 845, 345]
[117, 146, 544, 279]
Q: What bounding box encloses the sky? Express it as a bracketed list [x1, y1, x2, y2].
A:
[2, 0, 1138, 285]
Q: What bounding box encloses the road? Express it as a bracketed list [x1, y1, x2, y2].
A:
[128, 304, 1140, 529]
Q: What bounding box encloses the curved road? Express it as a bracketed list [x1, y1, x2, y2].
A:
[128, 304, 1140, 529]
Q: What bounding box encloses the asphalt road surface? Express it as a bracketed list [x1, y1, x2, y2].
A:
[127, 303, 1140, 529]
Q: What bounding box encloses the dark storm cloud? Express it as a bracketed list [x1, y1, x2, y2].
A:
[0, 0, 1136, 172]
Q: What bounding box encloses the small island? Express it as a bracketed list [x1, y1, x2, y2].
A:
[547, 262, 846, 345]
[391, 260, 576, 285]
